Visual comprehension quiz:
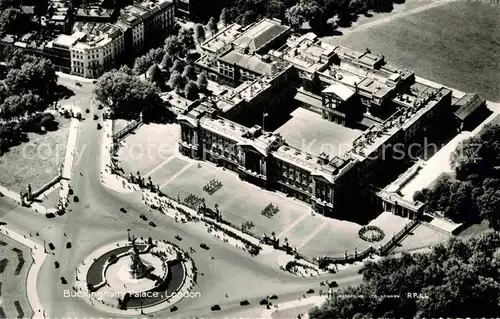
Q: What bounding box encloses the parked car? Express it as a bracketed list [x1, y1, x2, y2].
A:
[175, 235, 182, 241]
[75, 82, 82, 87]
[92, 80, 97, 84]
[0, 221, 7, 226]
[200, 243, 209, 250]
[73, 195, 79, 202]
[93, 114, 99, 120]
[48, 243, 55, 250]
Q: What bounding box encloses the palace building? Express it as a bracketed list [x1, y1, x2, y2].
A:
[178, 19, 482, 219]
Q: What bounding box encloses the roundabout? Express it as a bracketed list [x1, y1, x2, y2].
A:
[73, 233, 196, 314]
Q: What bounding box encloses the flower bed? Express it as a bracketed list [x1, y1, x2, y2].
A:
[202, 179, 223, 195]
[261, 203, 279, 218]
[358, 225, 385, 243]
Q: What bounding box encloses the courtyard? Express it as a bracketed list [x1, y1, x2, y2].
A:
[116, 122, 180, 176]
[274, 107, 362, 158]
[0, 234, 33, 319]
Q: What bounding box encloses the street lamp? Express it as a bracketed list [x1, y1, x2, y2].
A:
[140, 301, 144, 315]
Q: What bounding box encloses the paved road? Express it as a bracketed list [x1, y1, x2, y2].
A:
[1, 75, 364, 318]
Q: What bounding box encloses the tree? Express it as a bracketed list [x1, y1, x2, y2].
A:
[476, 188, 500, 230]
[93, 68, 162, 119]
[326, 15, 340, 32]
[164, 35, 183, 57]
[168, 72, 183, 93]
[207, 17, 218, 35]
[182, 65, 197, 81]
[310, 231, 500, 318]
[159, 52, 173, 70]
[146, 64, 163, 86]
[219, 7, 230, 27]
[170, 59, 185, 74]
[197, 71, 208, 91]
[178, 27, 196, 52]
[285, 4, 306, 30]
[0, 8, 28, 37]
[133, 55, 154, 75]
[194, 24, 206, 43]
[184, 80, 199, 101]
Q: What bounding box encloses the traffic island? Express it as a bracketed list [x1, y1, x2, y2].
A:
[74, 234, 196, 315]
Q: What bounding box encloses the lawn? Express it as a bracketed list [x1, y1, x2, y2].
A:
[298, 219, 371, 259]
[0, 234, 34, 319]
[117, 123, 180, 176]
[274, 108, 362, 157]
[323, 2, 500, 102]
[298, 211, 410, 259]
[0, 115, 71, 192]
[393, 224, 450, 253]
[160, 160, 313, 237]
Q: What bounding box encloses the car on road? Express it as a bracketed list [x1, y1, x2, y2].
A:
[200, 243, 209, 250]
[120, 207, 127, 213]
[66, 242, 72, 249]
[54, 261, 59, 268]
[270, 294, 278, 300]
[328, 281, 338, 288]
[73, 195, 79, 202]
[0, 221, 6, 226]
[48, 243, 55, 250]
[149, 221, 156, 227]
[259, 299, 268, 305]
[240, 300, 250, 306]
[60, 277, 67, 284]
[93, 80, 97, 84]
[139, 214, 147, 221]
[175, 235, 182, 241]
[93, 114, 99, 120]
[211, 304, 221, 311]
[76, 82, 82, 87]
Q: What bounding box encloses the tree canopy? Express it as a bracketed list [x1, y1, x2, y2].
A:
[182, 64, 197, 81]
[415, 124, 500, 229]
[0, 8, 29, 37]
[0, 53, 57, 121]
[207, 17, 218, 35]
[93, 67, 167, 120]
[194, 24, 206, 43]
[310, 231, 500, 318]
[197, 71, 209, 91]
[184, 80, 199, 101]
